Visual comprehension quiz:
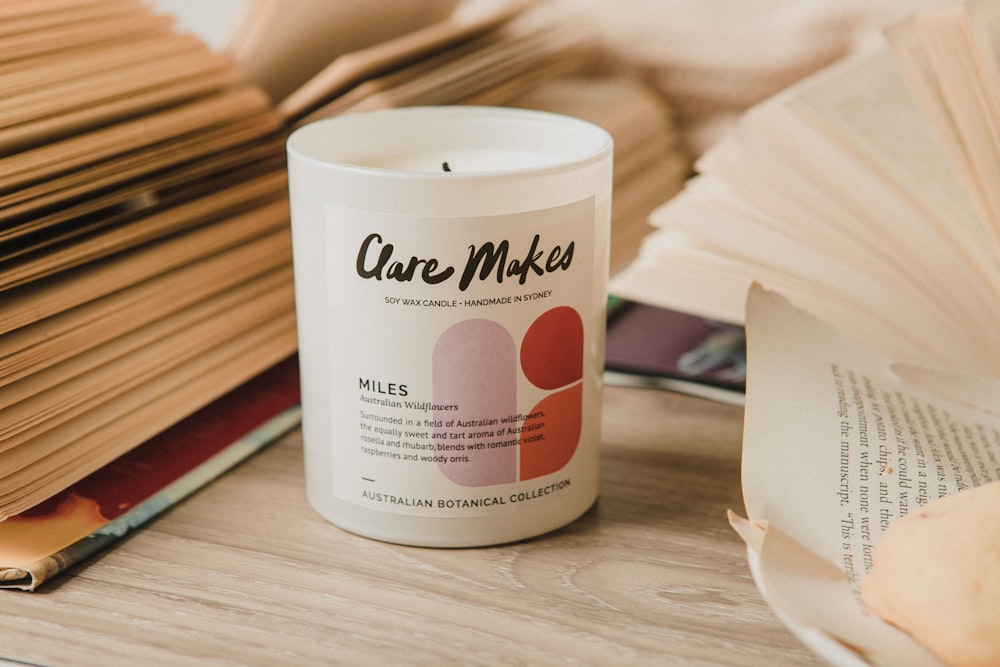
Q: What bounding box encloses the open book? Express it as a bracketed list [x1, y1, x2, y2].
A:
[734, 286, 998, 667]
[0, 0, 299, 522]
[611, 1, 1000, 663]
[612, 0, 1000, 379]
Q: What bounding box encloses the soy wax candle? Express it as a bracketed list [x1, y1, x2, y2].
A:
[286, 106, 613, 547]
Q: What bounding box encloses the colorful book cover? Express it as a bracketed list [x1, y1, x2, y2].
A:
[604, 297, 746, 403]
[0, 356, 302, 591]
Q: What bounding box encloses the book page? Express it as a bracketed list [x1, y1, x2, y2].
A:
[0, 231, 291, 387]
[761, 51, 1000, 349]
[0, 85, 272, 191]
[884, 1, 1000, 258]
[0, 11, 176, 61]
[278, 2, 524, 121]
[301, 20, 601, 123]
[0, 268, 292, 422]
[734, 285, 1000, 665]
[0, 118, 282, 224]
[226, 0, 460, 103]
[0, 169, 287, 290]
[0, 200, 290, 335]
[0, 307, 297, 519]
[0, 32, 206, 97]
[0, 0, 149, 34]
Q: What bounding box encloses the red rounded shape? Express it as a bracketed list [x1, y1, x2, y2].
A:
[519, 384, 582, 480]
[520, 306, 583, 389]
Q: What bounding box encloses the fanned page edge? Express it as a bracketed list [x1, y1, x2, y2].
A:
[884, 1, 1000, 255]
[613, 3, 1000, 377]
[277, 2, 526, 121]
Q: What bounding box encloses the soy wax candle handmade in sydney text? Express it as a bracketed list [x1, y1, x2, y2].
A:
[286, 106, 613, 547]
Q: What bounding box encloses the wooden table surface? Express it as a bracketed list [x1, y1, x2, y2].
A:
[0, 385, 825, 667]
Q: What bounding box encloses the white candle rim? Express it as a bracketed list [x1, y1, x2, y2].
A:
[286, 105, 614, 180]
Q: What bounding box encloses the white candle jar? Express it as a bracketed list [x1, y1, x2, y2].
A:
[286, 106, 613, 547]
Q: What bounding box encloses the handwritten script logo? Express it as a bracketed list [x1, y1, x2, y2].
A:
[355, 233, 574, 291]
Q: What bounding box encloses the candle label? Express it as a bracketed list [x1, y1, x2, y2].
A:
[325, 198, 603, 517]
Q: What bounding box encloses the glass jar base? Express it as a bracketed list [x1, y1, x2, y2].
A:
[307, 490, 599, 548]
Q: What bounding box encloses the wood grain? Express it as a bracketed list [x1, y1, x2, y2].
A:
[0, 386, 824, 666]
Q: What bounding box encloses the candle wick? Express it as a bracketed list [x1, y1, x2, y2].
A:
[442, 161, 451, 172]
